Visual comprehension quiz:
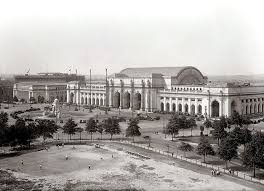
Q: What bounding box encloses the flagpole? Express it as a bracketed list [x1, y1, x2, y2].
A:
[89, 69, 92, 112]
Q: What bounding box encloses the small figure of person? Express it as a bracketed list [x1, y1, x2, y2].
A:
[211, 169, 214, 176]
[46, 147, 48, 151]
[88, 165, 91, 170]
[112, 154, 113, 158]
[216, 170, 220, 176]
[39, 164, 42, 169]
[101, 157, 103, 160]
[21, 160, 24, 165]
[62, 143, 64, 147]
[228, 169, 232, 174]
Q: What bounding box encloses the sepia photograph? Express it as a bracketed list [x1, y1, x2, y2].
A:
[1, 0, 264, 190]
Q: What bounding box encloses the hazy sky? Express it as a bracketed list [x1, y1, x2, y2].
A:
[0, 0, 264, 76]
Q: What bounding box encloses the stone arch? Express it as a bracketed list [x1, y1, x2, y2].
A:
[178, 104, 182, 112]
[184, 104, 188, 113]
[113, 92, 120, 108]
[211, 100, 220, 117]
[198, 104, 202, 114]
[89, 98, 91, 105]
[161, 102, 164, 112]
[100, 98, 103, 106]
[133, 93, 141, 110]
[245, 105, 248, 114]
[258, 103, 261, 113]
[92, 98, 95, 105]
[254, 103, 257, 113]
[166, 103, 170, 112]
[85, 97, 87, 105]
[190, 105, 195, 115]
[81, 97, 84, 104]
[96, 98, 99, 106]
[172, 103, 176, 112]
[231, 100, 237, 114]
[123, 92, 130, 109]
[250, 104, 253, 114]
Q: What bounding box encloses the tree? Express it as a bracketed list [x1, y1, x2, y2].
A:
[200, 125, 204, 136]
[166, 114, 180, 141]
[242, 132, 264, 177]
[187, 118, 197, 137]
[7, 119, 37, 148]
[0, 112, 9, 145]
[97, 122, 104, 140]
[203, 118, 212, 135]
[36, 119, 58, 141]
[104, 117, 121, 140]
[126, 118, 141, 142]
[76, 127, 83, 142]
[212, 120, 228, 145]
[196, 137, 215, 162]
[178, 142, 193, 157]
[143, 136, 151, 147]
[229, 126, 252, 152]
[86, 118, 97, 140]
[29, 96, 36, 103]
[63, 118, 77, 140]
[230, 111, 242, 127]
[218, 137, 238, 168]
[13, 96, 18, 102]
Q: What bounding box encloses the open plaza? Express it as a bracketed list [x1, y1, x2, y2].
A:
[1, 102, 264, 190]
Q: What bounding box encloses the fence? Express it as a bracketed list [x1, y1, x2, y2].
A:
[54, 137, 264, 185]
[117, 139, 264, 185]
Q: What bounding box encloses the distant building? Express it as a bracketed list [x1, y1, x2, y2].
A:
[0, 80, 13, 103]
[67, 66, 264, 118]
[13, 73, 85, 103]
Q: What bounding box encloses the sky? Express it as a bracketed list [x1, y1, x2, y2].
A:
[0, 0, 264, 76]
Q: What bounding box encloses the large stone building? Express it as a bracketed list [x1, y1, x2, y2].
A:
[13, 73, 85, 103]
[67, 66, 264, 118]
[0, 79, 13, 103]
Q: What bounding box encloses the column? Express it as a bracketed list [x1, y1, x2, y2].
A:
[141, 89, 145, 111]
[188, 98, 191, 114]
[164, 98, 166, 111]
[66, 87, 70, 103]
[195, 98, 198, 114]
[109, 87, 113, 107]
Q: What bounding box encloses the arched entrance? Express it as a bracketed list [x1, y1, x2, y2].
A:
[166, 103, 170, 112]
[92, 98, 95, 105]
[172, 103, 176, 112]
[245, 105, 248, 114]
[113, 92, 120, 108]
[133, 93, 141, 110]
[198, 105, 202, 114]
[184, 104, 188, 113]
[258, 104, 261, 113]
[190, 105, 195, 115]
[254, 104, 257, 113]
[178, 104, 182, 112]
[100, 98, 103, 106]
[161, 102, 164, 111]
[211, 100, 220, 117]
[70, 93, 74, 103]
[85, 97, 87, 105]
[250, 104, 253, 114]
[96, 98, 99, 106]
[123, 92, 130, 109]
[231, 100, 237, 114]
[89, 98, 91, 105]
[81, 97, 84, 104]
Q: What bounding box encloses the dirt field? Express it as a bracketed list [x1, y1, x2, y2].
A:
[0, 143, 259, 191]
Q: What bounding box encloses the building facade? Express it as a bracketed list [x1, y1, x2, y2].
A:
[67, 66, 264, 118]
[13, 73, 85, 103]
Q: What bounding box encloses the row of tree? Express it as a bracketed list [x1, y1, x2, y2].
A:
[166, 111, 264, 177]
[0, 111, 58, 148]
